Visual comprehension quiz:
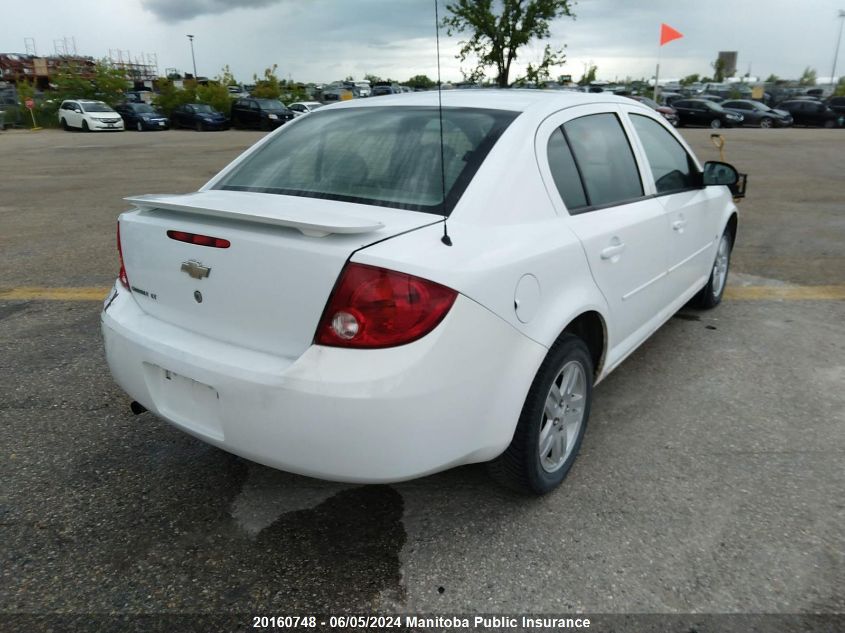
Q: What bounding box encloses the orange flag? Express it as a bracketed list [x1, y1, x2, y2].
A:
[659, 23, 683, 46]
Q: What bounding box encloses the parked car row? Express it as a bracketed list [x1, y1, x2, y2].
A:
[57, 98, 324, 133]
[56, 93, 845, 135]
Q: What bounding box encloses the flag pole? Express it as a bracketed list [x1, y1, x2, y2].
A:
[653, 27, 662, 102]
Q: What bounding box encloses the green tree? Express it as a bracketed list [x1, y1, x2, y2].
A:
[680, 73, 700, 86]
[364, 73, 382, 84]
[711, 57, 727, 82]
[252, 65, 282, 99]
[197, 81, 233, 114]
[153, 77, 196, 116]
[577, 64, 597, 86]
[799, 67, 817, 86]
[443, 0, 575, 88]
[834, 76, 845, 97]
[765, 73, 780, 83]
[406, 74, 436, 89]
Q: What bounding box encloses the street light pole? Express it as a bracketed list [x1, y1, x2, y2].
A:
[186, 34, 198, 79]
[831, 10, 845, 90]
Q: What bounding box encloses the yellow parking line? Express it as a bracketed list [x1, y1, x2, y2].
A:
[724, 285, 845, 301]
[0, 285, 843, 302]
[0, 287, 111, 301]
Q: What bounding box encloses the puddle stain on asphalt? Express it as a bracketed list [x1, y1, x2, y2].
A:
[3, 418, 408, 614]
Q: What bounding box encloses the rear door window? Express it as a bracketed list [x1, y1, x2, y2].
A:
[547, 128, 588, 212]
[562, 113, 643, 208]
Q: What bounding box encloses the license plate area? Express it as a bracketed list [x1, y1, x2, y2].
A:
[143, 363, 223, 440]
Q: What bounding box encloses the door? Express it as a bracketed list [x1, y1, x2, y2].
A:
[537, 107, 672, 354]
[65, 102, 82, 128]
[626, 111, 722, 301]
[248, 100, 261, 128]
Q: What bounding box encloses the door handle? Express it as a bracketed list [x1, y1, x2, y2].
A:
[672, 219, 688, 231]
[600, 243, 626, 260]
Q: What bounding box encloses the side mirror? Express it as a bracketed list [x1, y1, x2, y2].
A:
[703, 160, 747, 198]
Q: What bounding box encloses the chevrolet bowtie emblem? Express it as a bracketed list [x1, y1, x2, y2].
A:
[181, 260, 211, 280]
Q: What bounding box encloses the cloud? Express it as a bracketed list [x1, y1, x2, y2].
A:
[141, 0, 282, 21]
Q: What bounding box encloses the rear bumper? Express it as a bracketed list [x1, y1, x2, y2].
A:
[101, 284, 545, 483]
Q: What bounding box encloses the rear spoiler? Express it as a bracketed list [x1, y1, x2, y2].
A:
[124, 191, 385, 238]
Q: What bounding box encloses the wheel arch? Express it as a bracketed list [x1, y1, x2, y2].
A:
[725, 211, 738, 249]
[558, 309, 608, 380]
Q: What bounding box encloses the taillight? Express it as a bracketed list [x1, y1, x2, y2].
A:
[117, 222, 129, 289]
[315, 263, 457, 349]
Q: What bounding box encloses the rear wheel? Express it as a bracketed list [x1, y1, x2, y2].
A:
[489, 334, 593, 495]
[693, 230, 732, 309]
[759, 117, 773, 129]
[61, 118, 69, 131]
[823, 119, 835, 129]
[710, 118, 722, 129]
[196, 121, 204, 132]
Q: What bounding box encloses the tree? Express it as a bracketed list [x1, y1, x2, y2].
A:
[406, 74, 436, 90]
[765, 73, 780, 83]
[680, 73, 700, 86]
[577, 64, 597, 86]
[197, 81, 233, 115]
[442, 0, 575, 88]
[835, 76, 845, 97]
[799, 67, 817, 86]
[252, 65, 282, 99]
[711, 57, 727, 82]
[153, 78, 196, 116]
[364, 73, 382, 84]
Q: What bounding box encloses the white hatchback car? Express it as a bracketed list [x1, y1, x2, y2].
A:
[59, 100, 124, 132]
[287, 101, 325, 117]
[102, 91, 743, 494]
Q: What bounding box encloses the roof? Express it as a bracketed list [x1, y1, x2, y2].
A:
[327, 88, 639, 118]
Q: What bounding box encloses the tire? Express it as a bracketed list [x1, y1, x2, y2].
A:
[489, 334, 593, 495]
[136, 121, 144, 131]
[82, 120, 90, 132]
[693, 230, 732, 309]
[710, 118, 722, 129]
[823, 119, 835, 129]
[759, 117, 773, 129]
[196, 121, 204, 132]
[61, 118, 69, 131]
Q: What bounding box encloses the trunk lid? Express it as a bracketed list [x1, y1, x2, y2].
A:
[119, 190, 441, 358]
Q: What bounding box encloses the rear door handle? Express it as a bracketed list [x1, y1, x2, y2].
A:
[672, 219, 688, 231]
[600, 243, 626, 260]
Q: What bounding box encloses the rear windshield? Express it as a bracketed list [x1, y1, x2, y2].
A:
[214, 106, 518, 215]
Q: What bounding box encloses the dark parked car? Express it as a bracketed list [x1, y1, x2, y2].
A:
[658, 92, 685, 107]
[776, 100, 844, 128]
[230, 98, 294, 130]
[720, 99, 793, 128]
[672, 99, 744, 128]
[697, 94, 725, 103]
[114, 102, 170, 131]
[825, 96, 845, 116]
[170, 103, 229, 131]
[628, 95, 679, 126]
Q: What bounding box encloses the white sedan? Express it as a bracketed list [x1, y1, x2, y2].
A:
[287, 101, 324, 117]
[58, 99, 124, 131]
[102, 90, 742, 494]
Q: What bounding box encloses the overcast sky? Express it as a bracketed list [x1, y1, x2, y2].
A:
[2, 0, 843, 84]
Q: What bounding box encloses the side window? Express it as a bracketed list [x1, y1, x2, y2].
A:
[630, 114, 697, 194]
[546, 127, 587, 212]
[563, 113, 643, 208]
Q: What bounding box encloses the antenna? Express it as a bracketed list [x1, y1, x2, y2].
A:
[434, 0, 452, 246]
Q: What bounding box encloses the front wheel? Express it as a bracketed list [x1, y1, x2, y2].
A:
[196, 121, 204, 132]
[823, 119, 835, 129]
[61, 118, 69, 131]
[759, 117, 773, 129]
[693, 230, 732, 309]
[136, 121, 144, 131]
[81, 120, 90, 132]
[710, 118, 722, 129]
[489, 334, 593, 495]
